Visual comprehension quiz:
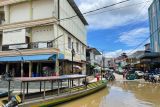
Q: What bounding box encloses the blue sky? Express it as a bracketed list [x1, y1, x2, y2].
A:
[75, 0, 153, 57]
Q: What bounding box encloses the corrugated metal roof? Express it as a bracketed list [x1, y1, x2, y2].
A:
[0, 53, 64, 62]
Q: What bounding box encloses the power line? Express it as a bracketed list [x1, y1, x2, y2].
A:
[128, 36, 150, 54]
[59, 0, 131, 22]
[85, 1, 151, 17]
[86, 1, 151, 55]
[121, 1, 150, 54]
[34, 0, 131, 27]
[128, 20, 160, 55]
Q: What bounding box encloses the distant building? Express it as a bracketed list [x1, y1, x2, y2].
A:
[149, 0, 160, 52]
[86, 47, 101, 75]
[144, 43, 151, 52]
[144, 0, 160, 69]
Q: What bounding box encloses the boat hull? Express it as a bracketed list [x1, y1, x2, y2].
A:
[19, 80, 107, 107]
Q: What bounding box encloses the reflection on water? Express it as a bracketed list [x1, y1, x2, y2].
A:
[56, 88, 109, 107]
[56, 81, 160, 107]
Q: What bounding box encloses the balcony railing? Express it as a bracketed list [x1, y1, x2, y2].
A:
[30, 41, 53, 49]
[2, 41, 55, 51]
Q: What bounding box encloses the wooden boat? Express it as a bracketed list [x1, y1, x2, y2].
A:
[1, 75, 107, 107]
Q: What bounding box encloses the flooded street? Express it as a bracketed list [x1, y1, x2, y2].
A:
[56, 81, 160, 107]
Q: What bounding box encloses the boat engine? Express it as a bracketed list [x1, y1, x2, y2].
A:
[3, 95, 21, 107]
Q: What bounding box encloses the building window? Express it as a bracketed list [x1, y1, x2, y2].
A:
[26, 36, 30, 44]
[68, 37, 71, 49]
[76, 42, 79, 52]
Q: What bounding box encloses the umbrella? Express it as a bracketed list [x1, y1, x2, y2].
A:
[94, 66, 101, 71]
[73, 65, 82, 70]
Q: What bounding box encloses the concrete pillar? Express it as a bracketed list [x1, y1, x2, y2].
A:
[82, 63, 86, 75]
[6, 63, 9, 73]
[53, 24, 59, 48]
[21, 62, 24, 77]
[4, 5, 10, 24]
[29, 62, 32, 77]
[55, 58, 59, 76]
[37, 63, 39, 74]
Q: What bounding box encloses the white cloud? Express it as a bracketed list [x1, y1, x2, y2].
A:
[76, 0, 153, 29]
[104, 48, 143, 58]
[118, 27, 150, 46]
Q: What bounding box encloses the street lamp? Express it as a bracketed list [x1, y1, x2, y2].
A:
[71, 42, 75, 74]
[14, 49, 24, 77]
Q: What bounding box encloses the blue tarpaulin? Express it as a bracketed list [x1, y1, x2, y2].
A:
[0, 53, 64, 62]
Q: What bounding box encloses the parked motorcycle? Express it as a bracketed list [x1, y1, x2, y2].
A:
[144, 72, 160, 83]
[105, 71, 115, 81]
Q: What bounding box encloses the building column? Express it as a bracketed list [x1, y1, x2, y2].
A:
[4, 5, 10, 24]
[29, 62, 32, 77]
[6, 63, 9, 73]
[82, 63, 86, 75]
[37, 63, 39, 75]
[21, 62, 24, 77]
[55, 58, 59, 76]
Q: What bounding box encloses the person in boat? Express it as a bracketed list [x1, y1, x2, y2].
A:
[96, 73, 100, 81]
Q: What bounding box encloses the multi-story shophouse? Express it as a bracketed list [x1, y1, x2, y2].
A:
[137, 0, 160, 70]
[86, 47, 101, 75]
[0, 0, 88, 77]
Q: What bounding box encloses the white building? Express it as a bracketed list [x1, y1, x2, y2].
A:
[0, 0, 88, 77]
[86, 47, 101, 75]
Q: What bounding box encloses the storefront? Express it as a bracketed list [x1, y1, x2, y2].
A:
[138, 52, 160, 70]
[59, 59, 84, 75]
[0, 53, 64, 77]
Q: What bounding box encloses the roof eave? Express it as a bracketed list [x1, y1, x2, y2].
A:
[67, 0, 88, 25]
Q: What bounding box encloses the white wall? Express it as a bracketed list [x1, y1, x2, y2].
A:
[32, 26, 54, 42]
[3, 29, 26, 45]
[10, 2, 30, 23]
[8, 0, 57, 23]
[62, 32, 86, 62]
[32, 0, 54, 20]
[60, 0, 87, 45]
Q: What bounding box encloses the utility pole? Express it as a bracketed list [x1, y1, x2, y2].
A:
[71, 42, 75, 87]
[71, 42, 75, 74]
[101, 51, 105, 80]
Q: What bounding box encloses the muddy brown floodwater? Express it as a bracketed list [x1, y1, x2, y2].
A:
[56, 81, 160, 107]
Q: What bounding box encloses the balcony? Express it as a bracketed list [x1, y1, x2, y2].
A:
[2, 41, 55, 51]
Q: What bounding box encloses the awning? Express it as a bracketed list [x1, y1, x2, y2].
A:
[94, 66, 101, 71]
[0, 53, 64, 62]
[138, 52, 160, 59]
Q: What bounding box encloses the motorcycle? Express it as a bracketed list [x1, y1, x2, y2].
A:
[105, 71, 115, 81]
